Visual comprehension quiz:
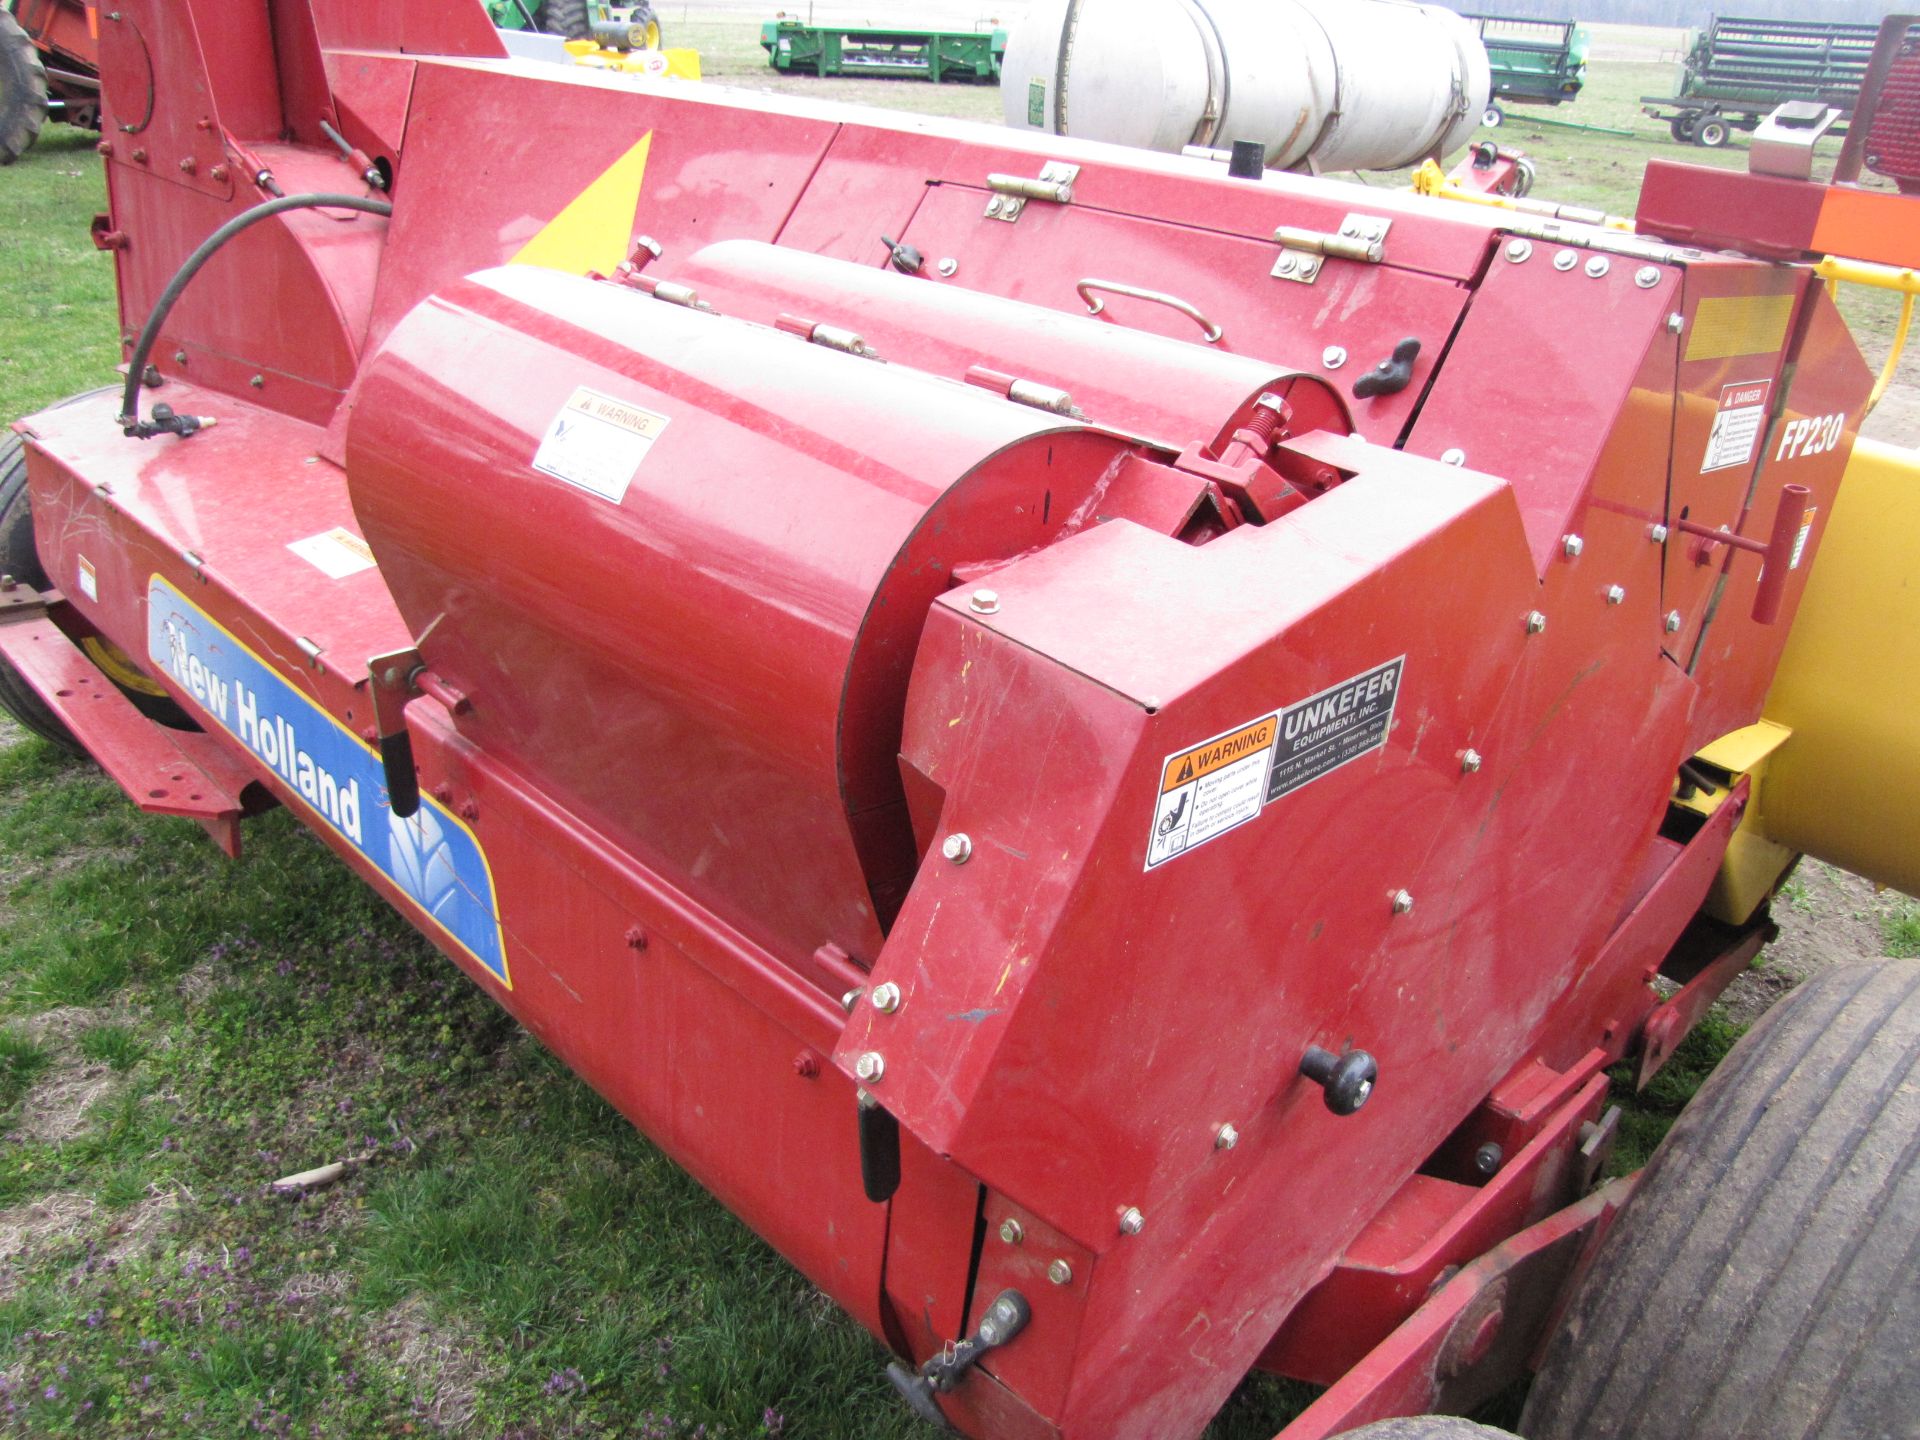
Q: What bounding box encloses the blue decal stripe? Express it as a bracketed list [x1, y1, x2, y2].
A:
[145, 576, 511, 988]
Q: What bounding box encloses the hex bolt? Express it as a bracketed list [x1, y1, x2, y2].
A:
[1047, 1259, 1074, 1286]
[1667, 312, 1684, 334]
[1505, 239, 1532, 263]
[1275, 253, 1298, 275]
[1391, 888, 1415, 915]
[1117, 1206, 1146, 1236]
[1473, 1141, 1505, 1177]
[249, 374, 264, 389]
[986, 196, 1003, 217]
[999, 1218, 1025, 1245]
[1562, 533, 1584, 558]
[1441, 448, 1466, 466]
[1322, 345, 1348, 369]
[1605, 585, 1626, 605]
[1553, 249, 1578, 271]
[1584, 255, 1611, 278]
[1665, 610, 1684, 633]
[173, 350, 189, 365]
[869, 981, 902, 1014]
[969, 588, 1000, 615]
[854, 1051, 886, 1083]
[1525, 610, 1548, 635]
[1460, 748, 1483, 774]
[1214, 1122, 1240, 1151]
[792, 1051, 820, 1079]
[937, 257, 959, 277]
[941, 832, 974, 864]
[1635, 265, 1661, 288]
[1299, 257, 1319, 279]
[1650, 523, 1670, 542]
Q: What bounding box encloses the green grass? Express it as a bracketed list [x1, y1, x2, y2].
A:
[1886, 905, 1920, 959]
[0, 25, 1876, 1439]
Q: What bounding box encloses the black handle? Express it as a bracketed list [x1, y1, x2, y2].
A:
[858, 1093, 902, 1203]
[1352, 337, 1421, 400]
[1300, 1044, 1379, 1116]
[379, 729, 420, 819]
[880, 234, 924, 275]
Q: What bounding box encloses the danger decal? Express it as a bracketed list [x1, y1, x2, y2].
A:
[1701, 379, 1772, 473]
[1144, 657, 1405, 870]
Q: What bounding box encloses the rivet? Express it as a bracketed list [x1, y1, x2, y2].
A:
[1047, 1259, 1074, 1285]
[937, 257, 958, 277]
[1391, 889, 1415, 915]
[1460, 748, 1483, 773]
[178, 156, 197, 175]
[1322, 345, 1347, 369]
[173, 350, 189, 365]
[1440, 448, 1466, 466]
[1665, 610, 1683, 633]
[1553, 250, 1578, 271]
[1605, 584, 1626, 605]
[792, 1051, 819, 1079]
[1505, 238, 1532, 263]
[209, 164, 228, 184]
[1667, 312, 1684, 334]
[854, 1052, 886, 1083]
[1649, 523, 1670, 542]
[458, 798, 479, 821]
[941, 832, 973, 864]
[999, 1218, 1024, 1245]
[1214, 1122, 1240, 1151]
[1525, 610, 1548, 634]
[1561, 533, 1584, 558]
[1635, 265, 1661, 288]
[869, 981, 902, 1014]
[1584, 255, 1610, 278]
[249, 374, 264, 389]
[986, 196, 1003, 217]
[131, 148, 147, 164]
[969, 588, 1000, 615]
[624, 925, 648, 951]
[1117, 1206, 1145, 1236]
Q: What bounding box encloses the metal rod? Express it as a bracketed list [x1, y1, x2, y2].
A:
[1075, 279, 1223, 343]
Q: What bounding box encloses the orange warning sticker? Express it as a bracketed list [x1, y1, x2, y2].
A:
[1159, 718, 1278, 794]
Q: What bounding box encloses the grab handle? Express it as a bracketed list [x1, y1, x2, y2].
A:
[1076, 279, 1223, 343]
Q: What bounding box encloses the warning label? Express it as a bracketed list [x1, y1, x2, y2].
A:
[532, 386, 670, 503]
[1701, 379, 1772, 473]
[287, 527, 377, 580]
[1266, 657, 1404, 803]
[1143, 657, 1405, 871]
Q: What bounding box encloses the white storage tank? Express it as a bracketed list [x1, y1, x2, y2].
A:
[1003, 0, 1492, 173]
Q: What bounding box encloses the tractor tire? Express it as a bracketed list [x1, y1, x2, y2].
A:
[1522, 958, 1920, 1440]
[1695, 118, 1729, 148]
[0, 8, 50, 167]
[0, 431, 78, 750]
[1668, 114, 1698, 143]
[1334, 1420, 1514, 1438]
[1482, 104, 1504, 128]
[536, 0, 592, 40]
[633, 3, 663, 50]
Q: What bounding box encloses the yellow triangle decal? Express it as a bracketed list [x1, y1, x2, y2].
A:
[509, 131, 653, 275]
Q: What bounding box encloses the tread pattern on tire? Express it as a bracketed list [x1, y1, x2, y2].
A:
[1335, 1419, 1516, 1438]
[0, 431, 79, 750]
[0, 9, 50, 167]
[1523, 959, 1920, 1440]
[536, 0, 592, 40]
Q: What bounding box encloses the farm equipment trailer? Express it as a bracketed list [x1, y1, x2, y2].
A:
[1463, 14, 1588, 128]
[3, 2, 1920, 1436]
[1643, 13, 1880, 147]
[760, 17, 1005, 82]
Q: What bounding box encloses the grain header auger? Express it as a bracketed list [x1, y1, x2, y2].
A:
[3, 2, 1920, 1436]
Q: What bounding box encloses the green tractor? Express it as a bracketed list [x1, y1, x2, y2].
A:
[487, 0, 664, 50]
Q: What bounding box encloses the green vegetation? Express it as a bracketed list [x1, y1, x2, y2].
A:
[1886, 904, 1920, 959]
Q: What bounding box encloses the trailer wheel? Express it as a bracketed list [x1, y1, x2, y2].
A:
[1333, 1419, 1514, 1438]
[1523, 959, 1920, 1440]
[1482, 104, 1504, 128]
[0, 8, 50, 167]
[1694, 118, 1729, 148]
[0, 432, 78, 750]
[1667, 114, 1698, 143]
[535, 0, 592, 40]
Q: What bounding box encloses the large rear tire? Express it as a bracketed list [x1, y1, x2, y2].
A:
[1523, 959, 1920, 1440]
[536, 0, 592, 40]
[0, 9, 49, 167]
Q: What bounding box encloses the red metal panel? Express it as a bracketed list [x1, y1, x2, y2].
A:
[775, 124, 960, 263]
[1636, 160, 1829, 261]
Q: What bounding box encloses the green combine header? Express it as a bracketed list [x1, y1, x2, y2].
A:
[760, 17, 1005, 82]
[1643, 14, 1881, 147]
[1465, 15, 1590, 127]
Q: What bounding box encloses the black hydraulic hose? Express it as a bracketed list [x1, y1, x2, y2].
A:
[119, 192, 394, 438]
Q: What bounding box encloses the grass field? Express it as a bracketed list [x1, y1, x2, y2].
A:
[2, 17, 1917, 1440]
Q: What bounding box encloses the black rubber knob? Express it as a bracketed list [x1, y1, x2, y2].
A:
[1228, 139, 1266, 179]
[1300, 1044, 1378, 1116]
[880, 234, 924, 275]
[1352, 337, 1421, 400]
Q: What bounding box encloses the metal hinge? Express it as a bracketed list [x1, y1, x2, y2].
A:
[1271, 213, 1390, 284]
[985, 162, 1080, 222]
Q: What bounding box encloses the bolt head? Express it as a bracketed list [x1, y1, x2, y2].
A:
[1461, 747, 1483, 774]
[1635, 265, 1661, 288]
[1391, 888, 1415, 915]
[841, 987, 865, 1014]
[854, 1051, 886, 1083]
[937, 257, 959, 277]
[1505, 238, 1532, 263]
[1117, 1206, 1145, 1236]
[1299, 257, 1319, 278]
[1440, 448, 1466, 467]
[1047, 1259, 1074, 1286]
[1562, 533, 1584, 558]
[1667, 311, 1685, 334]
[1665, 610, 1684, 633]
[1553, 249, 1578, 271]
[969, 588, 1000, 615]
[999, 1218, 1024, 1244]
[986, 196, 1003, 216]
[1525, 610, 1548, 635]
[1276, 253, 1298, 275]
[1214, 1122, 1240, 1151]
[1321, 345, 1347, 369]
[869, 981, 902, 1014]
[1650, 523, 1670, 543]
[1584, 255, 1611, 278]
[941, 832, 973, 864]
[1605, 584, 1627, 605]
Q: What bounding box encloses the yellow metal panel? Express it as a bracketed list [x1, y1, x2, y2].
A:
[1685, 293, 1796, 363]
[1759, 438, 1920, 898]
[509, 132, 654, 276]
[1696, 719, 1792, 776]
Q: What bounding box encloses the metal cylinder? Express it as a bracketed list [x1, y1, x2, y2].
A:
[1003, 0, 1491, 173]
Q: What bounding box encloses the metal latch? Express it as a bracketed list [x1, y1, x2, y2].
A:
[1271, 213, 1390, 283]
[985, 161, 1080, 222]
[885, 1290, 1033, 1427]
